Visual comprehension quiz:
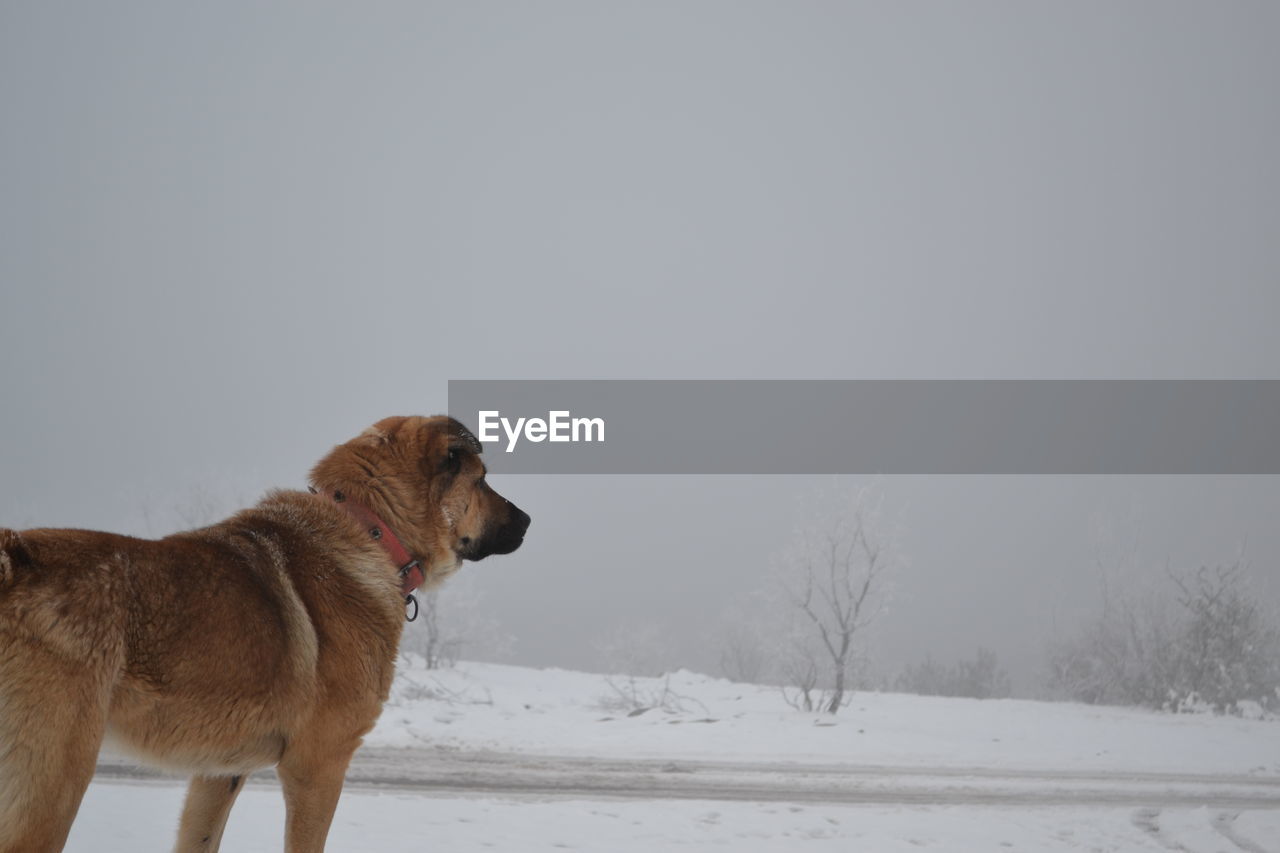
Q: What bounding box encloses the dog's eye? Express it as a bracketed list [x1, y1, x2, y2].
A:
[442, 448, 462, 474]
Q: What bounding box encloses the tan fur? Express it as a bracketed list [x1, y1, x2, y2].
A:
[0, 416, 529, 852]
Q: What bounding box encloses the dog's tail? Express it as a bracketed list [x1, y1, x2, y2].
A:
[0, 528, 31, 586]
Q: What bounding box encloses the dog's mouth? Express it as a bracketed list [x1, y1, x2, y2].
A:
[484, 533, 525, 558]
[457, 510, 531, 562]
[457, 537, 519, 562]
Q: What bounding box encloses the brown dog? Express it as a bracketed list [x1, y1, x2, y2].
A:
[0, 415, 529, 852]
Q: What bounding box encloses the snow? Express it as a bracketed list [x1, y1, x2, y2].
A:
[372, 659, 1279, 776]
[69, 782, 1252, 852]
[70, 658, 1280, 851]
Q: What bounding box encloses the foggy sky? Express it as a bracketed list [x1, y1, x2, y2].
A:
[2, 2, 1278, 693]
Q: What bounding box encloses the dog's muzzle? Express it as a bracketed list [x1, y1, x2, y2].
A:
[462, 504, 530, 561]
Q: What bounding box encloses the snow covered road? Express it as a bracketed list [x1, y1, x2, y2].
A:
[75, 759, 1280, 853]
[95, 746, 1280, 809]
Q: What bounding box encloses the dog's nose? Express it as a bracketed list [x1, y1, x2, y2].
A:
[511, 506, 531, 535]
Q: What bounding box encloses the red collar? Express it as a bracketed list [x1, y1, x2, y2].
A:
[314, 488, 426, 597]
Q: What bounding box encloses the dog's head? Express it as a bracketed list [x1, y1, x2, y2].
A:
[309, 415, 530, 586]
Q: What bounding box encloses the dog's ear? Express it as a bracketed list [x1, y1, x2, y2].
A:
[421, 427, 462, 477]
[445, 418, 482, 456]
[419, 418, 482, 478]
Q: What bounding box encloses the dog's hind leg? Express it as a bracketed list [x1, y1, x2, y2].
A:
[174, 774, 246, 852]
[0, 633, 113, 853]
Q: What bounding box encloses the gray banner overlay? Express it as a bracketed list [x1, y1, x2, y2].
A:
[447, 381, 1280, 475]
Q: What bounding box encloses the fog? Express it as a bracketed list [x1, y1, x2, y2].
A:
[2, 2, 1277, 695]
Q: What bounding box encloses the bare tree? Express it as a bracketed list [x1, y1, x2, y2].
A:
[774, 484, 900, 714]
[399, 573, 512, 670]
[779, 626, 821, 711]
[410, 589, 465, 669]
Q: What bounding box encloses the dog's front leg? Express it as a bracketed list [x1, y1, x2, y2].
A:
[277, 741, 357, 853]
[173, 774, 246, 852]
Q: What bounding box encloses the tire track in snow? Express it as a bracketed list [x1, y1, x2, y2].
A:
[1212, 810, 1273, 853]
[1131, 809, 1193, 852]
[94, 748, 1280, 810]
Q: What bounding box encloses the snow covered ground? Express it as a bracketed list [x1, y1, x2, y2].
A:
[76, 659, 1280, 851]
[370, 660, 1280, 776]
[70, 781, 1280, 853]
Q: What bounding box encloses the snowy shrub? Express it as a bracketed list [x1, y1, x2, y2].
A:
[596, 674, 708, 716]
[1234, 700, 1268, 721]
[1166, 564, 1280, 713]
[1168, 691, 1214, 716]
[387, 659, 495, 708]
[1048, 562, 1280, 715]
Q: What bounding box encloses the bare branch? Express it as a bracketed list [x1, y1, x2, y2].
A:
[772, 484, 900, 715]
